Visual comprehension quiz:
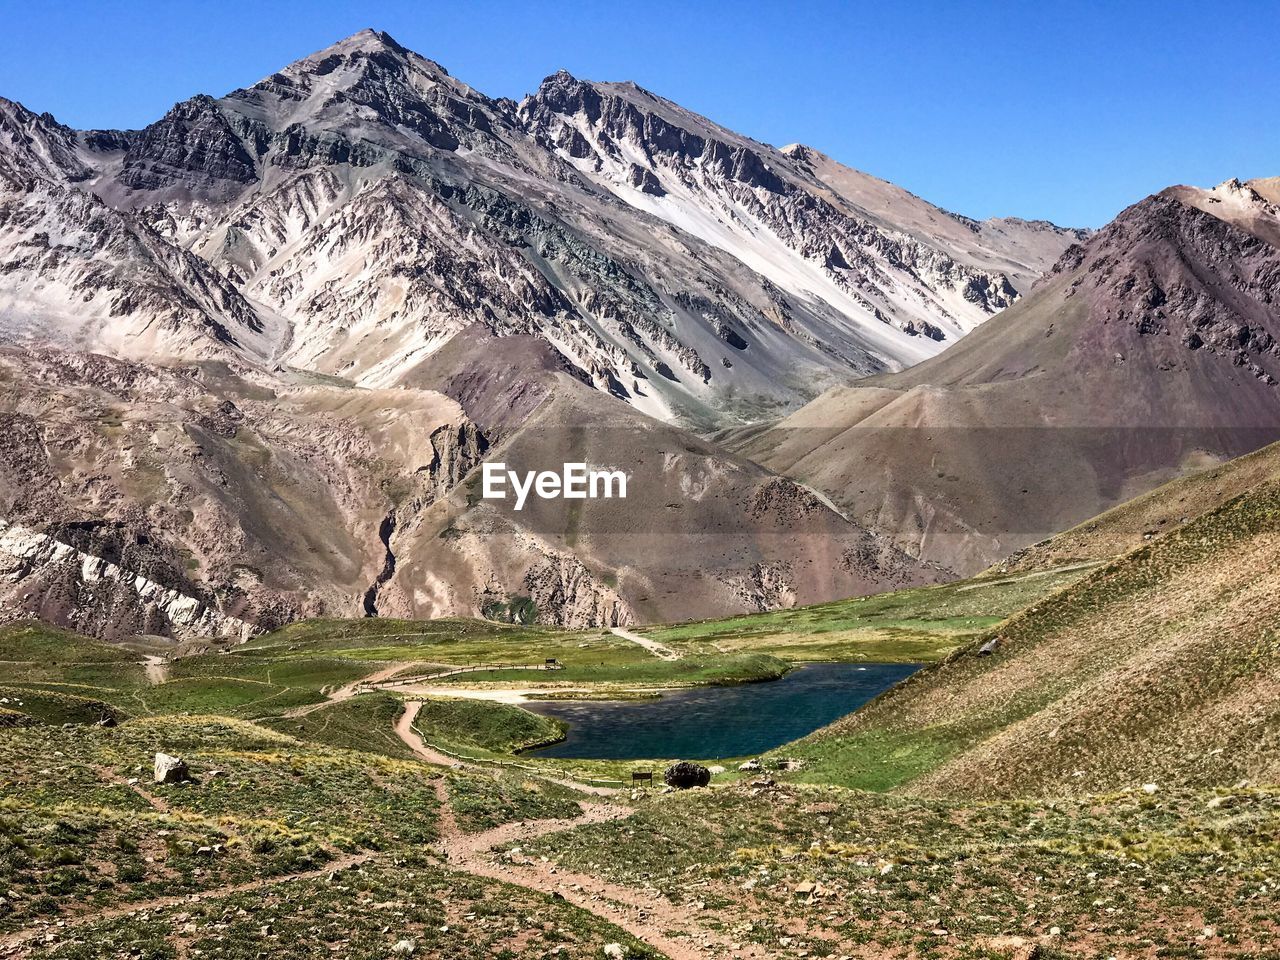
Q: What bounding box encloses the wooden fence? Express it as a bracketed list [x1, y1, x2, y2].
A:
[363, 662, 564, 692]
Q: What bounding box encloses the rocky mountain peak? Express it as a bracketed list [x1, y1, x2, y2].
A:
[920, 187, 1280, 401]
[1056, 195, 1280, 376]
[0, 97, 93, 187]
[522, 71, 787, 193]
[217, 27, 506, 161]
[522, 69, 600, 122]
[780, 142, 813, 162]
[331, 28, 410, 56]
[1160, 176, 1280, 249]
[112, 93, 259, 200]
[266, 27, 440, 85]
[1068, 191, 1262, 265]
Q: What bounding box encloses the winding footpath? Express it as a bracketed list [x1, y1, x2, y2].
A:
[608, 625, 679, 661]
[436, 802, 762, 960]
[410, 714, 767, 960]
[281, 661, 413, 718]
[2, 685, 762, 959]
[392, 698, 460, 766]
[394, 699, 621, 796]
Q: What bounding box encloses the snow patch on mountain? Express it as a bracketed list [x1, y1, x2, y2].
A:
[0, 31, 1085, 429]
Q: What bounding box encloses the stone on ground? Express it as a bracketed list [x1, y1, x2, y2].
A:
[664, 761, 711, 789]
[153, 752, 190, 784]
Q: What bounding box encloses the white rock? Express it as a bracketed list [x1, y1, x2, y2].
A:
[153, 753, 190, 784]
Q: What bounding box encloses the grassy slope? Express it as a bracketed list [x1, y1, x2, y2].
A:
[260, 693, 419, 759]
[443, 652, 790, 687]
[0, 622, 385, 723]
[638, 563, 1098, 662]
[0, 621, 140, 664]
[244, 617, 613, 664]
[0, 686, 126, 725]
[0, 718, 650, 959]
[445, 770, 584, 833]
[786, 469, 1280, 798]
[133, 655, 371, 718]
[525, 780, 1280, 959]
[1001, 438, 1280, 573]
[250, 616, 794, 688]
[408, 696, 568, 755]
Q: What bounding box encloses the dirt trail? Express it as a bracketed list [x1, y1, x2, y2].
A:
[141, 655, 170, 684]
[409, 708, 763, 958]
[93, 764, 170, 813]
[394, 700, 621, 796]
[281, 661, 413, 718]
[7, 698, 751, 958]
[956, 560, 1103, 591]
[457, 854, 760, 958]
[394, 699, 460, 766]
[429, 775, 762, 960]
[0, 853, 376, 953]
[609, 625, 678, 660]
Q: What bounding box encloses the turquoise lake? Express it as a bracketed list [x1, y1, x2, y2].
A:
[526, 661, 919, 760]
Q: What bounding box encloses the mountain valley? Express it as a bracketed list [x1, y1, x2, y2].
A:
[0, 29, 1095, 637]
[1, 16, 1278, 960]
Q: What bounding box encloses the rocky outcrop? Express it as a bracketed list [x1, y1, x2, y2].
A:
[0, 97, 93, 187]
[0, 519, 255, 640]
[719, 561, 797, 613]
[117, 95, 261, 196]
[519, 552, 634, 629]
[663, 761, 711, 789]
[422, 422, 488, 499]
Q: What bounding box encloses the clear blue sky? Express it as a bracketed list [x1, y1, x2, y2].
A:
[1, 0, 1274, 227]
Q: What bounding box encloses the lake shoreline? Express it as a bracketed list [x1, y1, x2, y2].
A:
[394, 659, 797, 706]
[522, 661, 921, 761]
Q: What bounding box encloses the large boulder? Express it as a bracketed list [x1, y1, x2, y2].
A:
[154, 752, 191, 784]
[663, 761, 711, 790]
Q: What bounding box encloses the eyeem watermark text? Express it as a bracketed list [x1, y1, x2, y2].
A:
[481, 462, 628, 510]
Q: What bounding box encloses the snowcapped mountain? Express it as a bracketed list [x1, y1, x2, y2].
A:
[0, 29, 1081, 430]
[0, 30, 1088, 638]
